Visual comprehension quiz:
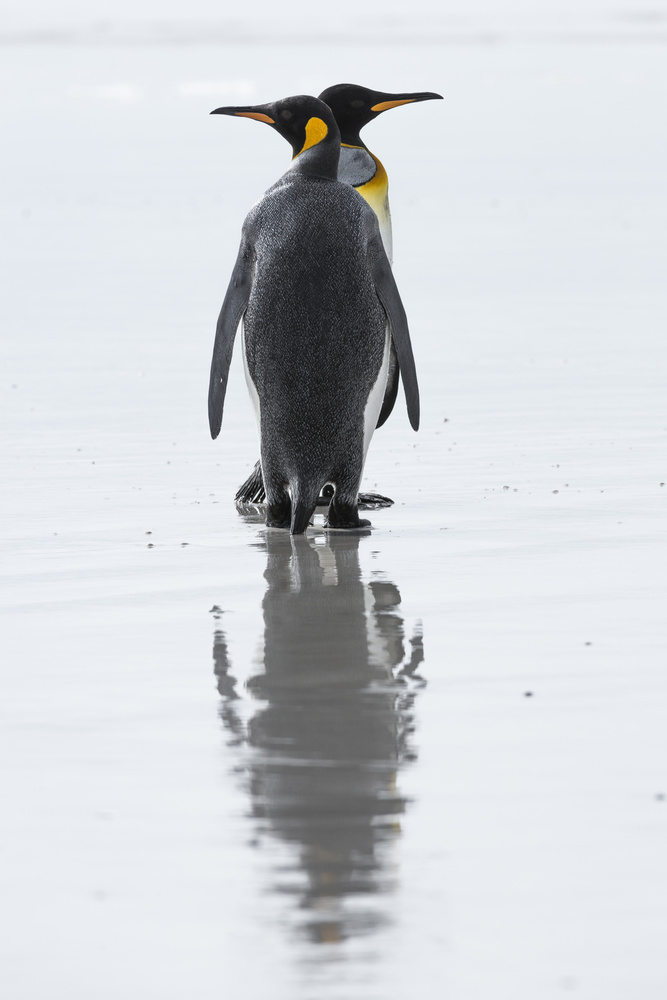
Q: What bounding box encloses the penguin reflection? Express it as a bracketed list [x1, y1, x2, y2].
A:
[213, 532, 424, 944]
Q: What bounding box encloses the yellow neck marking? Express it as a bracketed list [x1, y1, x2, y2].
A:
[295, 116, 329, 158]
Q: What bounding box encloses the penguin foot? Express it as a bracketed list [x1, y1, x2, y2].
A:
[236, 471, 393, 512]
[236, 468, 393, 512]
[314, 486, 392, 509]
[357, 492, 393, 510]
[266, 498, 292, 530]
[325, 497, 371, 531]
[324, 521, 372, 533]
[235, 461, 266, 504]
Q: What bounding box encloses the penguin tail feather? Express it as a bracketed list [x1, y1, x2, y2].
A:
[235, 460, 265, 504]
[290, 492, 320, 535]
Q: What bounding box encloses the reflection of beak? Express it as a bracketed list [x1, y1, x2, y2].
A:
[370, 91, 443, 113]
[210, 105, 275, 124]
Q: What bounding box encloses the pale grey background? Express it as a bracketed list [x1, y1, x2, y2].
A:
[1, 3, 666, 998]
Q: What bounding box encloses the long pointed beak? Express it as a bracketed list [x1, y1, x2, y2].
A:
[370, 91, 443, 113]
[210, 105, 276, 124]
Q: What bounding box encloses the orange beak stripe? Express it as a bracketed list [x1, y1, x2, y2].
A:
[235, 111, 275, 124]
[370, 99, 415, 112]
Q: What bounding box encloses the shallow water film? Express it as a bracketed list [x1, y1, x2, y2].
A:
[2, 5, 667, 998]
[213, 529, 425, 946]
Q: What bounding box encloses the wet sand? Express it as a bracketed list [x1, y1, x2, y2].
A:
[1, 17, 667, 999]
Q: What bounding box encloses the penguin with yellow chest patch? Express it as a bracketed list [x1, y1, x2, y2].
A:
[208, 95, 419, 535]
[321, 84, 443, 266]
[235, 83, 442, 505]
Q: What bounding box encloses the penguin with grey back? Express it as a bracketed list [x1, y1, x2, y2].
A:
[235, 83, 441, 505]
[208, 95, 419, 535]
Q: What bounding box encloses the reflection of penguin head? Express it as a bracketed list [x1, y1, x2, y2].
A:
[318, 83, 443, 147]
[210, 93, 340, 162]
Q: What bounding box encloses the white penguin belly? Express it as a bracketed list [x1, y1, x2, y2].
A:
[241, 323, 262, 446]
[362, 326, 392, 463]
[377, 213, 393, 265]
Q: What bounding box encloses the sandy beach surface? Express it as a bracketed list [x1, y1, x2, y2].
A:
[2, 4, 667, 997]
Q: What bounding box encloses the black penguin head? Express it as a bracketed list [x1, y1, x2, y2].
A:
[318, 84, 443, 147]
[211, 94, 340, 176]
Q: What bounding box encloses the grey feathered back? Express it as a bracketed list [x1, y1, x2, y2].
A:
[242, 172, 387, 484]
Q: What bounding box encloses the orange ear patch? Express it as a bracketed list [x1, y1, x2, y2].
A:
[297, 116, 329, 155]
[370, 99, 415, 112]
[235, 111, 275, 124]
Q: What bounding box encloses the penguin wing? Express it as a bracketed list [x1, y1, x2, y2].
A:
[368, 234, 420, 431]
[208, 237, 255, 439]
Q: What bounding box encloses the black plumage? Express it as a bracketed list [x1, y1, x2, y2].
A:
[209, 96, 418, 534]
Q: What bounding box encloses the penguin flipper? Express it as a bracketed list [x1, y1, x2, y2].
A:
[368, 235, 420, 431]
[375, 342, 399, 428]
[208, 238, 254, 439]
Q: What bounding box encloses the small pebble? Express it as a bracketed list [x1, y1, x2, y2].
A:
[147, 543, 154, 548]
[524, 691, 533, 698]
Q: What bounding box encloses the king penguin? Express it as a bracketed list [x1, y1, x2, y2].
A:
[208, 95, 419, 535]
[319, 84, 443, 266]
[235, 83, 442, 505]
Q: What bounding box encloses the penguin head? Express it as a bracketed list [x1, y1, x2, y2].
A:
[318, 84, 443, 147]
[211, 94, 340, 175]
